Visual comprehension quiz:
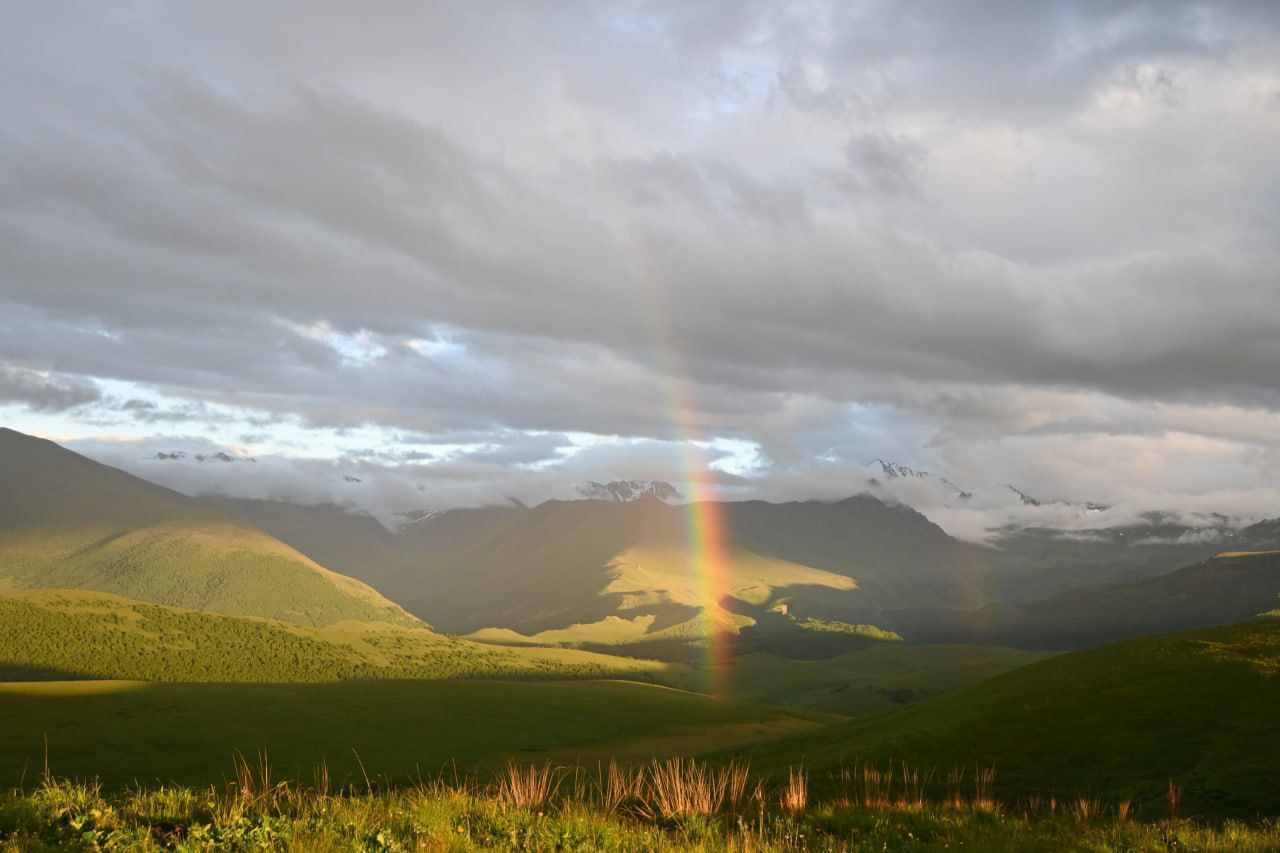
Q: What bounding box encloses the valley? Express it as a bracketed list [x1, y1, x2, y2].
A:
[2, 428, 1279, 847]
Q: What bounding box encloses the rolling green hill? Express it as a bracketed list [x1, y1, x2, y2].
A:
[0, 589, 685, 685]
[731, 617, 1280, 816]
[0, 679, 823, 790]
[0, 429, 415, 627]
[887, 550, 1280, 650]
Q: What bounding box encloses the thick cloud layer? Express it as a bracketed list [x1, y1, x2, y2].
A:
[2, 2, 1279, 535]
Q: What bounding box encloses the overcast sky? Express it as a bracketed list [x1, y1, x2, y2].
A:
[3, 1, 1279, 535]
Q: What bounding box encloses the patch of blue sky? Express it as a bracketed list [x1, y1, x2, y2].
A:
[705, 436, 766, 476]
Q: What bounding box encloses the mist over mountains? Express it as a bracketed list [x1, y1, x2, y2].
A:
[55, 436, 1274, 547]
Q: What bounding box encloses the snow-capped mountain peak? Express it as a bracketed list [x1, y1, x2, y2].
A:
[1006, 484, 1041, 507]
[868, 459, 972, 500]
[396, 508, 441, 530]
[577, 480, 683, 503]
[869, 458, 930, 479]
[1006, 484, 1108, 512]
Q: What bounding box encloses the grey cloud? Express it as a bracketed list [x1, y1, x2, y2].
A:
[2, 2, 1280, 528]
[842, 133, 924, 197]
[3, 14, 1278, 410]
[0, 365, 101, 412]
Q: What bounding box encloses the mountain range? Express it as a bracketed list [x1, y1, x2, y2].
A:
[215, 481, 1280, 647]
[6, 427, 1280, 655]
[215, 492, 995, 638]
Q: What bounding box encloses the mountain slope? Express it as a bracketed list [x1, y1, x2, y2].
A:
[395, 498, 694, 634]
[371, 495, 990, 636]
[723, 495, 990, 612]
[0, 428, 415, 627]
[206, 496, 409, 588]
[733, 616, 1280, 816]
[887, 550, 1280, 650]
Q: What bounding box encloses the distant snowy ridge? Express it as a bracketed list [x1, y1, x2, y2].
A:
[154, 450, 256, 463]
[869, 458, 971, 500]
[868, 459, 1110, 510]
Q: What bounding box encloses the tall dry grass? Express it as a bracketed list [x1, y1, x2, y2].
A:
[575, 760, 644, 814]
[780, 766, 808, 812]
[639, 757, 751, 819]
[492, 761, 564, 810]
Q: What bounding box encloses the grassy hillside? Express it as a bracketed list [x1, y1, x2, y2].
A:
[888, 550, 1280, 650]
[0, 589, 685, 685]
[733, 617, 1280, 816]
[0, 429, 415, 627]
[0, 679, 822, 790]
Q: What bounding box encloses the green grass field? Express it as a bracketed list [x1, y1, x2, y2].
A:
[734, 618, 1280, 816]
[0, 680, 823, 791]
[716, 643, 1052, 717]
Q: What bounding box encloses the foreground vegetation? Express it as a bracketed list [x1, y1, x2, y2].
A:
[2, 759, 1277, 851]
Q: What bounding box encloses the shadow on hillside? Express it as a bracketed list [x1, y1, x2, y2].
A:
[0, 662, 93, 681]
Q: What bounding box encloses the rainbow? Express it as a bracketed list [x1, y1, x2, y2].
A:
[611, 231, 736, 698]
[666, 388, 735, 698]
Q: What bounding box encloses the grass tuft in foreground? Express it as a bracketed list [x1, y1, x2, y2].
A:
[2, 759, 1278, 851]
